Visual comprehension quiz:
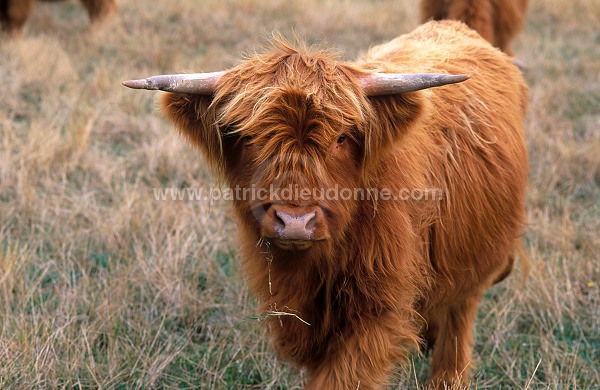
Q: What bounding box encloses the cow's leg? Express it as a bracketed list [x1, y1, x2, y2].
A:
[1, 0, 36, 34]
[78, 0, 116, 23]
[493, 253, 515, 284]
[426, 292, 483, 388]
[447, 0, 496, 47]
[305, 313, 419, 390]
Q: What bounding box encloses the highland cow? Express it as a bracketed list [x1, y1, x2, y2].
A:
[124, 20, 528, 389]
[0, 0, 116, 33]
[420, 0, 529, 55]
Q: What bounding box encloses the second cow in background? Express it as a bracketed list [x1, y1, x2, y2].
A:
[420, 0, 529, 55]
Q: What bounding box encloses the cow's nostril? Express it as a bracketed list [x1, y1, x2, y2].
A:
[274, 210, 286, 229]
[305, 213, 317, 230]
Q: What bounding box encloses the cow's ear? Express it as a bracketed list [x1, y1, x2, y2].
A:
[159, 92, 225, 173]
[362, 91, 426, 173]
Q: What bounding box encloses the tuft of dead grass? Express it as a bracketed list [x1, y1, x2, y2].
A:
[0, 0, 598, 388]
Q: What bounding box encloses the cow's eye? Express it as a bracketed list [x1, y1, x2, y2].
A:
[337, 134, 347, 144]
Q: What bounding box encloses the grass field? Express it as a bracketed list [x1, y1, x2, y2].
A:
[0, 0, 598, 388]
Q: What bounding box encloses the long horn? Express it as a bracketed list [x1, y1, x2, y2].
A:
[360, 73, 470, 96]
[122, 71, 225, 94]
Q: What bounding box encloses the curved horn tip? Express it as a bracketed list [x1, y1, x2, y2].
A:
[453, 74, 471, 82]
[435, 73, 471, 85]
[122, 79, 152, 90]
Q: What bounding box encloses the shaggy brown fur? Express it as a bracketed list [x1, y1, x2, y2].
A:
[420, 0, 529, 55]
[0, 0, 116, 33]
[158, 21, 528, 388]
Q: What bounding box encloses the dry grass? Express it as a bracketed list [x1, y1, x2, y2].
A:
[0, 0, 598, 388]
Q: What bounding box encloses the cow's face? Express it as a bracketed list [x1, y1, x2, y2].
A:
[220, 86, 365, 251]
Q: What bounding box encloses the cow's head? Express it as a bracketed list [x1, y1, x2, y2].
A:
[124, 40, 468, 252]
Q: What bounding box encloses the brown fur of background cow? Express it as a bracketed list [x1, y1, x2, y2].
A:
[0, 0, 116, 33]
[158, 21, 528, 389]
[420, 0, 529, 55]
